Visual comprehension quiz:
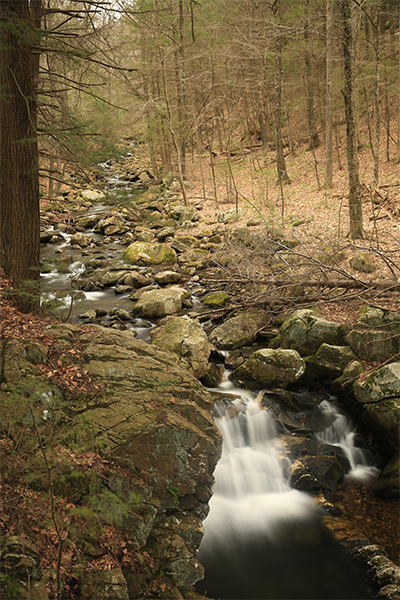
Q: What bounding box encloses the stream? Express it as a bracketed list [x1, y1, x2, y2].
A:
[40, 173, 380, 600]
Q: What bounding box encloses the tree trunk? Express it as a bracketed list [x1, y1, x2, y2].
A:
[0, 0, 41, 312]
[273, 12, 291, 185]
[373, 0, 381, 185]
[325, 0, 333, 188]
[303, 0, 320, 151]
[339, 0, 363, 239]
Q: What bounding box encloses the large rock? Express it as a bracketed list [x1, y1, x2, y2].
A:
[230, 348, 306, 390]
[260, 389, 335, 432]
[373, 454, 400, 498]
[346, 307, 400, 362]
[150, 315, 211, 378]
[353, 363, 400, 403]
[304, 344, 357, 381]
[272, 309, 347, 356]
[361, 398, 400, 451]
[81, 568, 129, 600]
[123, 241, 177, 266]
[290, 453, 350, 494]
[132, 286, 190, 318]
[209, 308, 268, 350]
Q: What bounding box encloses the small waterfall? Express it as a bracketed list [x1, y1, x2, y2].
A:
[317, 399, 379, 480]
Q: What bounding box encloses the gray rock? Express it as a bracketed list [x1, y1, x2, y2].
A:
[132, 286, 190, 318]
[154, 270, 181, 285]
[210, 309, 268, 350]
[80, 568, 129, 600]
[290, 453, 350, 494]
[70, 232, 92, 247]
[151, 315, 211, 379]
[123, 241, 177, 266]
[304, 344, 357, 381]
[353, 363, 400, 403]
[272, 309, 347, 356]
[349, 252, 376, 273]
[230, 348, 306, 390]
[362, 398, 400, 450]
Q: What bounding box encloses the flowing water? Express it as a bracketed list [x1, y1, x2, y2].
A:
[195, 378, 376, 599]
[40, 179, 378, 599]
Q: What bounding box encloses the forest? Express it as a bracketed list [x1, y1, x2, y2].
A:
[0, 1, 400, 600]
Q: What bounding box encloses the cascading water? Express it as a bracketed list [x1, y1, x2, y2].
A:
[317, 399, 379, 481]
[196, 379, 375, 599]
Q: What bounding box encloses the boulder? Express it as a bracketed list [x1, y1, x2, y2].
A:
[202, 291, 230, 307]
[209, 308, 268, 349]
[349, 252, 376, 273]
[99, 270, 129, 287]
[177, 248, 210, 265]
[150, 315, 211, 379]
[304, 344, 357, 381]
[123, 241, 177, 266]
[81, 189, 105, 202]
[230, 348, 306, 390]
[346, 307, 400, 362]
[361, 398, 400, 451]
[290, 454, 350, 494]
[132, 286, 190, 318]
[123, 271, 151, 288]
[373, 454, 400, 498]
[271, 309, 347, 356]
[260, 389, 334, 432]
[353, 363, 400, 403]
[70, 232, 92, 247]
[154, 270, 181, 285]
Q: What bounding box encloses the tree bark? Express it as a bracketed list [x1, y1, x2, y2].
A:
[273, 7, 291, 185]
[339, 0, 363, 239]
[303, 0, 320, 151]
[325, 0, 333, 188]
[0, 0, 41, 312]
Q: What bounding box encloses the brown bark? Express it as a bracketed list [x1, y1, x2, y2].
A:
[0, 0, 41, 312]
[273, 15, 291, 185]
[303, 0, 320, 151]
[339, 0, 363, 239]
[325, 0, 333, 188]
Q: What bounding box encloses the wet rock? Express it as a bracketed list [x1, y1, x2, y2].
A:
[290, 453, 350, 494]
[350, 543, 400, 594]
[362, 398, 400, 452]
[210, 308, 268, 350]
[80, 568, 129, 600]
[109, 308, 132, 321]
[123, 241, 177, 266]
[260, 389, 331, 432]
[353, 363, 400, 403]
[230, 348, 305, 390]
[271, 309, 348, 356]
[200, 362, 225, 388]
[132, 286, 191, 318]
[40, 229, 58, 243]
[99, 269, 129, 287]
[78, 309, 97, 320]
[151, 315, 211, 378]
[225, 349, 245, 370]
[123, 271, 151, 288]
[373, 453, 400, 498]
[70, 232, 92, 247]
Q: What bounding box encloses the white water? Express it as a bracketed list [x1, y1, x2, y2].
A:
[317, 399, 379, 481]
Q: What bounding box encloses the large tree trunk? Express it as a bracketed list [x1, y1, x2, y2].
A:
[325, 0, 334, 188]
[0, 0, 41, 312]
[273, 19, 291, 185]
[339, 0, 363, 239]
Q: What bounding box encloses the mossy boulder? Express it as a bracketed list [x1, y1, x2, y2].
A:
[123, 241, 177, 266]
[230, 348, 305, 390]
[353, 363, 400, 404]
[272, 309, 348, 356]
[209, 308, 268, 350]
[304, 344, 357, 381]
[349, 252, 376, 273]
[361, 398, 400, 452]
[132, 286, 190, 318]
[150, 315, 211, 378]
[201, 291, 230, 307]
[346, 306, 400, 362]
[373, 454, 400, 498]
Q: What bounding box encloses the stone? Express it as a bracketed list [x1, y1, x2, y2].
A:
[210, 309, 268, 350]
[230, 348, 306, 390]
[80, 568, 129, 600]
[260, 389, 333, 432]
[271, 309, 348, 356]
[70, 232, 92, 247]
[201, 291, 230, 307]
[81, 189, 106, 202]
[349, 252, 376, 273]
[362, 398, 400, 451]
[123, 271, 151, 288]
[99, 270, 128, 287]
[217, 208, 243, 223]
[333, 360, 364, 390]
[345, 307, 400, 362]
[177, 248, 210, 265]
[304, 344, 357, 381]
[123, 241, 177, 266]
[132, 286, 190, 318]
[154, 270, 181, 285]
[373, 454, 399, 498]
[353, 363, 400, 403]
[78, 310, 97, 320]
[290, 454, 350, 494]
[151, 315, 211, 379]
[109, 308, 132, 321]
[200, 362, 225, 388]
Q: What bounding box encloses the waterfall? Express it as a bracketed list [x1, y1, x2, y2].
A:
[317, 399, 379, 480]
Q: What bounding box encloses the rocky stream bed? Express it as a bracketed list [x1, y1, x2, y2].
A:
[1, 156, 399, 599]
